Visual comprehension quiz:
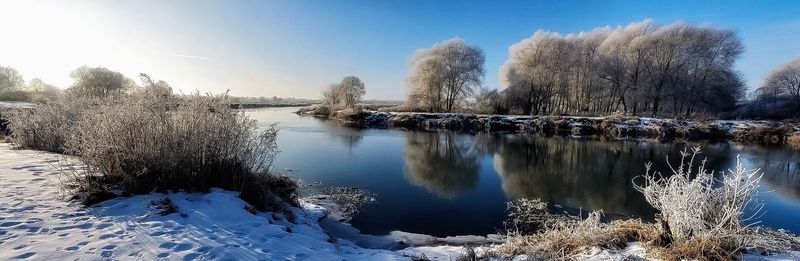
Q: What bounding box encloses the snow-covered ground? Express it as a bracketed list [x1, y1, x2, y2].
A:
[0, 101, 34, 109]
[2, 143, 797, 260]
[0, 143, 417, 260]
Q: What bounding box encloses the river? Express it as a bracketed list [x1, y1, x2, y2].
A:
[247, 107, 800, 237]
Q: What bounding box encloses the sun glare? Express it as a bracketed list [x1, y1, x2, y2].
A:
[0, 1, 142, 87]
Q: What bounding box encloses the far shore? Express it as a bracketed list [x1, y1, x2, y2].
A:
[296, 105, 800, 145]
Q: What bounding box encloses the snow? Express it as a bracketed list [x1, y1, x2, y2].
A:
[0, 143, 405, 260]
[2, 142, 797, 260]
[0, 101, 34, 109]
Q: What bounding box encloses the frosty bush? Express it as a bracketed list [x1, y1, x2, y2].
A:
[63, 93, 297, 211]
[5, 95, 94, 153]
[634, 147, 763, 249]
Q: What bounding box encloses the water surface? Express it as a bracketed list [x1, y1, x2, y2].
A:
[248, 107, 800, 237]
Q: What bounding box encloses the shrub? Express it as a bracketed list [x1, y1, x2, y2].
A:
[62, 94, 297, 212]
[504, 198, 567, 234]
[5, 95, 93, 153]
[633, 147, 765, 259]
[634, 147, 763, 243]
[296, 105, 333, 117]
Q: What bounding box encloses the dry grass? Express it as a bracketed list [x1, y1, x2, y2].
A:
[62, 93, 297, 211]
[377, 104, 428, 113]
[5, 95, 94, 153]
[734, 125, 793, 144]
[788, 133, 800, 149]
[489, 211, 660, 259]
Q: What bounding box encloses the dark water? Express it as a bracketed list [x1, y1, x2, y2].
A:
[248, 107, 800, 237]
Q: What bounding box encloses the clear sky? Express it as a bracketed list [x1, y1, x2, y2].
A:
[1, 0, 799, 100]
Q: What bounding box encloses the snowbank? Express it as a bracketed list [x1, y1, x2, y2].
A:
[0, 143, 406, 260]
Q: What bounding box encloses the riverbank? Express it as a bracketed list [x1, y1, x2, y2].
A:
[297, 106, 800, 144]
[2, 142, 799, 260]
[0, 142, 498, 260]
[0, 143, 405, 260]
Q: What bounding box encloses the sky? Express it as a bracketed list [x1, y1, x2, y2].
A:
[0, 0, 799, 100]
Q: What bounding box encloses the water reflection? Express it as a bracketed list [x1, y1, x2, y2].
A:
[403, 132, 480, 198]
[737, 146, 800, 200]
[249, 108, 800, 235]
[492, 136, 737, 218]
[402, 131, 750, 219]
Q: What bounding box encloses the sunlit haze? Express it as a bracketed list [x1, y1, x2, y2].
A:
[1, 0, 799, 99]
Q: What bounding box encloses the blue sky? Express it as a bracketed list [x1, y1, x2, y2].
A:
[1, 0, 799, 99]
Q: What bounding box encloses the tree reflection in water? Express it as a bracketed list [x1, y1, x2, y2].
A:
[402, 129, 797, 221]
[736, 145, 800, 200]
[492, 136, 737, 219]
[403, 132, 480, 199]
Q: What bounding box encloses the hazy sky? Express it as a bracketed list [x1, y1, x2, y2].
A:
[1, 0, 799, 99]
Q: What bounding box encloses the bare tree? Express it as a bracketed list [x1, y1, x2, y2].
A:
[761, 57, 800, 106]
[0, 66, 25, 92]
[321, 76, 366, 108]
[474, 87, 506, 114]
[408, 38, 485, 112]
[339, 76, 366, 108]
[67, 66, 133, 99]
[26, 78, 62, 102]
[321, 83, 344, 107]
[138, 73, 173, 98]
[499, 20, 744, 117]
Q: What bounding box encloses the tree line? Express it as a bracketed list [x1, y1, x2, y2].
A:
[499, 20, 743, 117]
[751, 57, 800, 118]
[401, 20, 798, 119]
[0, 65, 151, 102]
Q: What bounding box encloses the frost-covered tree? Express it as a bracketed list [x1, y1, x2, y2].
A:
[26, 78, 61, 102]
[321, 76, 366, 108]
[321, 83, 344, 107]
[408, 38, 485, 112]
[67, 66, 133, 99]
[0, 66, 25, 92]
[499, 20, 744, 117]
[752, 56, 800, 118]
[474, 87, 506, 114]
[760, 57, 800, 106]
[339, 76, 366, 108]
[138, 73, 173, 98]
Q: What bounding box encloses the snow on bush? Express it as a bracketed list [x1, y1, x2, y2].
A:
[62, 93, 298, 212]
[634, 147, 764, 252]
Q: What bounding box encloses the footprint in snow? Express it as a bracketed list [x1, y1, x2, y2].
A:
[174, 243, 193, 251]
[98, 234, 115, 240]
[13, 252, 35, 259]
[183, 253, 201, 261]
[0, 221, 22, 227]
[95, 223, 113, 229]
